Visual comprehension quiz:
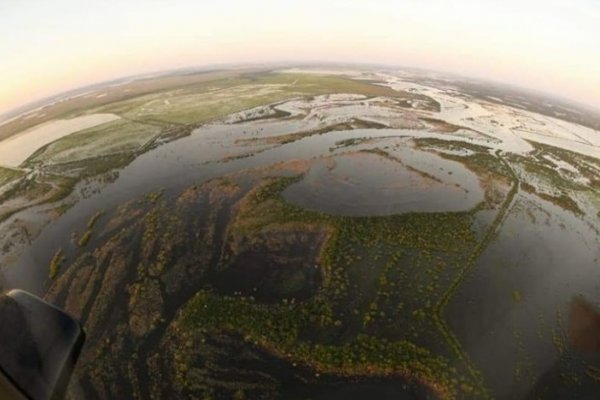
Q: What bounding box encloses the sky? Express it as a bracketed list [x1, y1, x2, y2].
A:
[1, 0, 599, 115]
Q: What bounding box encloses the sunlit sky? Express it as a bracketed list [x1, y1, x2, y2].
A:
[1, 0, 599, 115]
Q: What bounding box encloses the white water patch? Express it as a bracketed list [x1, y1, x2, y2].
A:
[385, 74, 600, 160]
[276, 67, 599, 158]
[384, 78, 535, 155]
[0, 114, 120, 167]
[273, 94, 368, 118]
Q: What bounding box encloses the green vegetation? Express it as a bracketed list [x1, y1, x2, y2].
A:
[2, 71, 422, 231]
[393, 97, 441, 112]
[232, 105, 292, 123]
[520, 178, 583, 216]
[174, 172, 495, 398]
[347, 118, 388, 129]
[1, 71, 426, 240]
[513, 290, 522, 303]
[94, 73, 412, 127]
[220, 151, 260, 162]
[246, 72, 413, 100]
[236, 119, 384, 148]
[444, 152, 512, 181]
[358, 147, 389, 158]
[26, 119, 163, 165]
[500, 141, 597, 217]
[12, 70, 599, 399]
[419, 117, 463, 133]
[145, 189, 164, 204]
[0, 167, 24, 188]
[87, 211, 104, 229]
[526, 141, 600, 188]
[0, 177, 49, 203]
[181, 292, 457, 398]
[333, 137, 372, 149]
[518, 159, 585, 192]
[78, 230, 92, 247]
[49, 248, 65, 279]
[0, 174, 77, 224]
[520, 182, 536, 193]
[509, 141, 600, 217]
[0, 70, 237, 141]
[46, 137, 541, 398]
[431, 151, 518, 396]
[413, 138, 493, 155]
[53, 202, 74, 217]
[536, 192, 583, 216]
[414, 141, 518, 213]
[43, 153, 136, 178]
[74, 210, 105, 247]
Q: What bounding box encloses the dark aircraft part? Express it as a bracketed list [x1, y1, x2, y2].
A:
[0, 290, 85, 400]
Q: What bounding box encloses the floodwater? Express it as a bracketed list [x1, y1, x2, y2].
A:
[0, 113, 120, 167]
[386, 76, 600, 159]
[2, 111, 597, 398]
[1, 122, 485, 294]
[0, 119, 452, 398]
[192, 331, 435, 400]
[446, 192, 600, 399]
[283, 151, 482, 216]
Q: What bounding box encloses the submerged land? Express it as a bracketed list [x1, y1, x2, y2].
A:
[0, 65, 599, 399]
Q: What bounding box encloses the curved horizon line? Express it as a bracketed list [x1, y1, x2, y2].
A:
[2, 60, 599, 124]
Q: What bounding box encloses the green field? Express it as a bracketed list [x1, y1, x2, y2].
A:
[92, 73, 415, 126]
[27, 119, 163, 165]
[0, 167, 24, 188]
[16, 72, 420, 171]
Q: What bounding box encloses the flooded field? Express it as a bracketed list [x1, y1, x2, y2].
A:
[0, 66, 599, 399]
[283, 151, 482, 216]
[446, 193, 600, 399]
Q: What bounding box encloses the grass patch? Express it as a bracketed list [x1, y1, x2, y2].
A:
[520, 175, 584, 215]
[42, 153, 136, 178]
[0, 70, 235, 141]
[235, 120, 367, 147]
[0, 174, 77, 224]
[87, 211, 104, 229]
[413, 138, 493, 155]
[527, 141, 600, 181]
[419, 117, 463, 133]
[442, 152, 512, 181]
[26, 119, 163, 165]
[49, 248, 65, 279]
[78, 230, 92, 247]
[536, 192, 583, 216]
[333, 137, 373, 150]
[95, 72, 418, 127]
[180, 292, 458, 399]
[0, 167, 24, 188]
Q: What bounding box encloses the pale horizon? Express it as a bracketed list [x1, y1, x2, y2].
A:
[2, 0, 600, 116]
